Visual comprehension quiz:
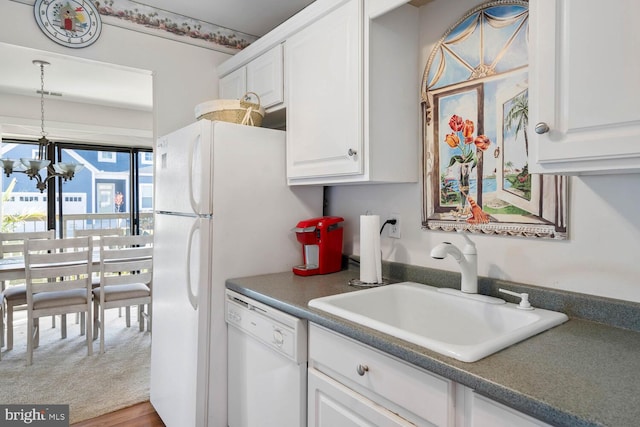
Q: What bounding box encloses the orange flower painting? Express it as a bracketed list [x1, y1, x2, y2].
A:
[421, 1, 567, 240]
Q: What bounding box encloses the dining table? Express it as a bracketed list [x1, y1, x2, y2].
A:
[0, 254, 102, 282]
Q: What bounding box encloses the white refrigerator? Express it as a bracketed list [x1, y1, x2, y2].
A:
[150, 120, 322, 427]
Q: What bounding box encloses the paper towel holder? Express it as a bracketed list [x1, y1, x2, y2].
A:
[349, 215, 396, 287]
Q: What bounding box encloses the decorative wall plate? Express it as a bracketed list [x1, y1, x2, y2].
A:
[34, 0, 102, 48]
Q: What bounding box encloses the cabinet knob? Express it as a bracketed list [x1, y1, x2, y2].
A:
[348, 148, 357, 157]
[534, 122, 550, 134]
[356, 364, 369, 376]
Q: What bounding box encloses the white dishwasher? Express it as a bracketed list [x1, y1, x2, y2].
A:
[225, 289, 308, 427]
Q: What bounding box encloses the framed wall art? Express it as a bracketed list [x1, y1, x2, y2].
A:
[421, 0, 568, 239]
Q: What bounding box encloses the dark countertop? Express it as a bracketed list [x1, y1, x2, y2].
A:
[226, 269, 640, 427]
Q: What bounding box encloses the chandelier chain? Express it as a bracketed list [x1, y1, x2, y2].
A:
[0, 59, 84, 192]
[39, 61, 46, 139]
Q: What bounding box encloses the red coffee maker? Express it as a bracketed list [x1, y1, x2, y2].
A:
[293, 216, 344, 276]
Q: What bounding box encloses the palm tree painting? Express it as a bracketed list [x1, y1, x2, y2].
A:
[505, 91, 529, 157]
[502, 89, 531, 201]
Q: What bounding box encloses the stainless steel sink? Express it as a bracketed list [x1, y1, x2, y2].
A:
[308, 282, 568, 362]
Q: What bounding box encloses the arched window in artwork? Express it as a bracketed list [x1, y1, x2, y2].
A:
[424, 4, 529, 94]
[420, 1, 566, 240]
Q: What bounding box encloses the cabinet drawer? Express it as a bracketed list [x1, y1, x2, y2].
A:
[309, 324, 454, 426]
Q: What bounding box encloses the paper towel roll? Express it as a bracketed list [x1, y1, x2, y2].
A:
[360, 215, 382, 284]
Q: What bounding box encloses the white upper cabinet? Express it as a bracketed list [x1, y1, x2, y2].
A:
[219, 67, 246, 100]
[285, 0, 419, 185]
[285, 0, 362, 181]
[219, 44, 284, 110]
[246, 44, 284, 109]
[529, 0, 640, 175]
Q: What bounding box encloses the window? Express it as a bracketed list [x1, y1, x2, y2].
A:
[0, 140, 152, 236]
[98, 151, 116, 163]
[141, 152, 153, 165]
[97, 183, 116, 214]
[140, 184, 153, 210]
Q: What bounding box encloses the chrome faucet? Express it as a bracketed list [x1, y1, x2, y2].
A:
[430, 233, 478, 294]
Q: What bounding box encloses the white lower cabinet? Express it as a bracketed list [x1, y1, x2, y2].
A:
[458, 386, 552, 427]
[308, 324, 554, 427]
[308, 369, 416, 426]
[309, 324, 455, 426]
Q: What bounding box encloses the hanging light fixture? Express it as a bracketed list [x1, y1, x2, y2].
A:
[0, 59, 84, 193]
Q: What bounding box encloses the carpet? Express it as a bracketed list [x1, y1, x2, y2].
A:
[0, 308, 151, 424]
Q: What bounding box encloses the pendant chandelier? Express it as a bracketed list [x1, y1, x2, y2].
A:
[0, 59, 84, 193]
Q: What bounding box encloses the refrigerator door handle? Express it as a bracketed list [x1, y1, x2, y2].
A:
[188, 133, 201, 216]
[185, 219, 199, 311]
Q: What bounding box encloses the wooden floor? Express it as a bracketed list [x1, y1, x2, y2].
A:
[71, 401, 165, 427]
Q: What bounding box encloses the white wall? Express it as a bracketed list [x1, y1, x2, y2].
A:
[326, 0, 640, 303]
[0, 92, 154, 146]
[0, 0, 231, 139]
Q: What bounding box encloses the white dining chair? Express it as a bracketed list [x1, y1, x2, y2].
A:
[0, 296, 4, 358]
[0, 230, 56, 351]
[24, 236, 93, 365]
[72, 228, 124, 329]
[0, 230, 56, 291]
[93, 234, 153, 353]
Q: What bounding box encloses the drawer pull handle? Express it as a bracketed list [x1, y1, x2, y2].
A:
[356, 364, 369, 376]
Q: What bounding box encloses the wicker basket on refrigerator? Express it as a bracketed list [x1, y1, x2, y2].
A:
[195, 92, 264, 127]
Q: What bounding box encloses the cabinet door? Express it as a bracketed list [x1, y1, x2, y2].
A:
[285, 0, 362, 180]
[308, 368, 416, 427]
[461, 387, 552, 427]
[219, 67, 246, 100]
[529, 0, 640, 174]
[247, 44, 284, 109]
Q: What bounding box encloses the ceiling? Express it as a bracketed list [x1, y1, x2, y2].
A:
[0, 42, 153, 111]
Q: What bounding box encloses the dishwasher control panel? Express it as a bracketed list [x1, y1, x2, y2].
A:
[225, 289, 307, 363]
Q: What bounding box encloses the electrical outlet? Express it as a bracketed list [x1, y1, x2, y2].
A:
[389, 213, 401, 239]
